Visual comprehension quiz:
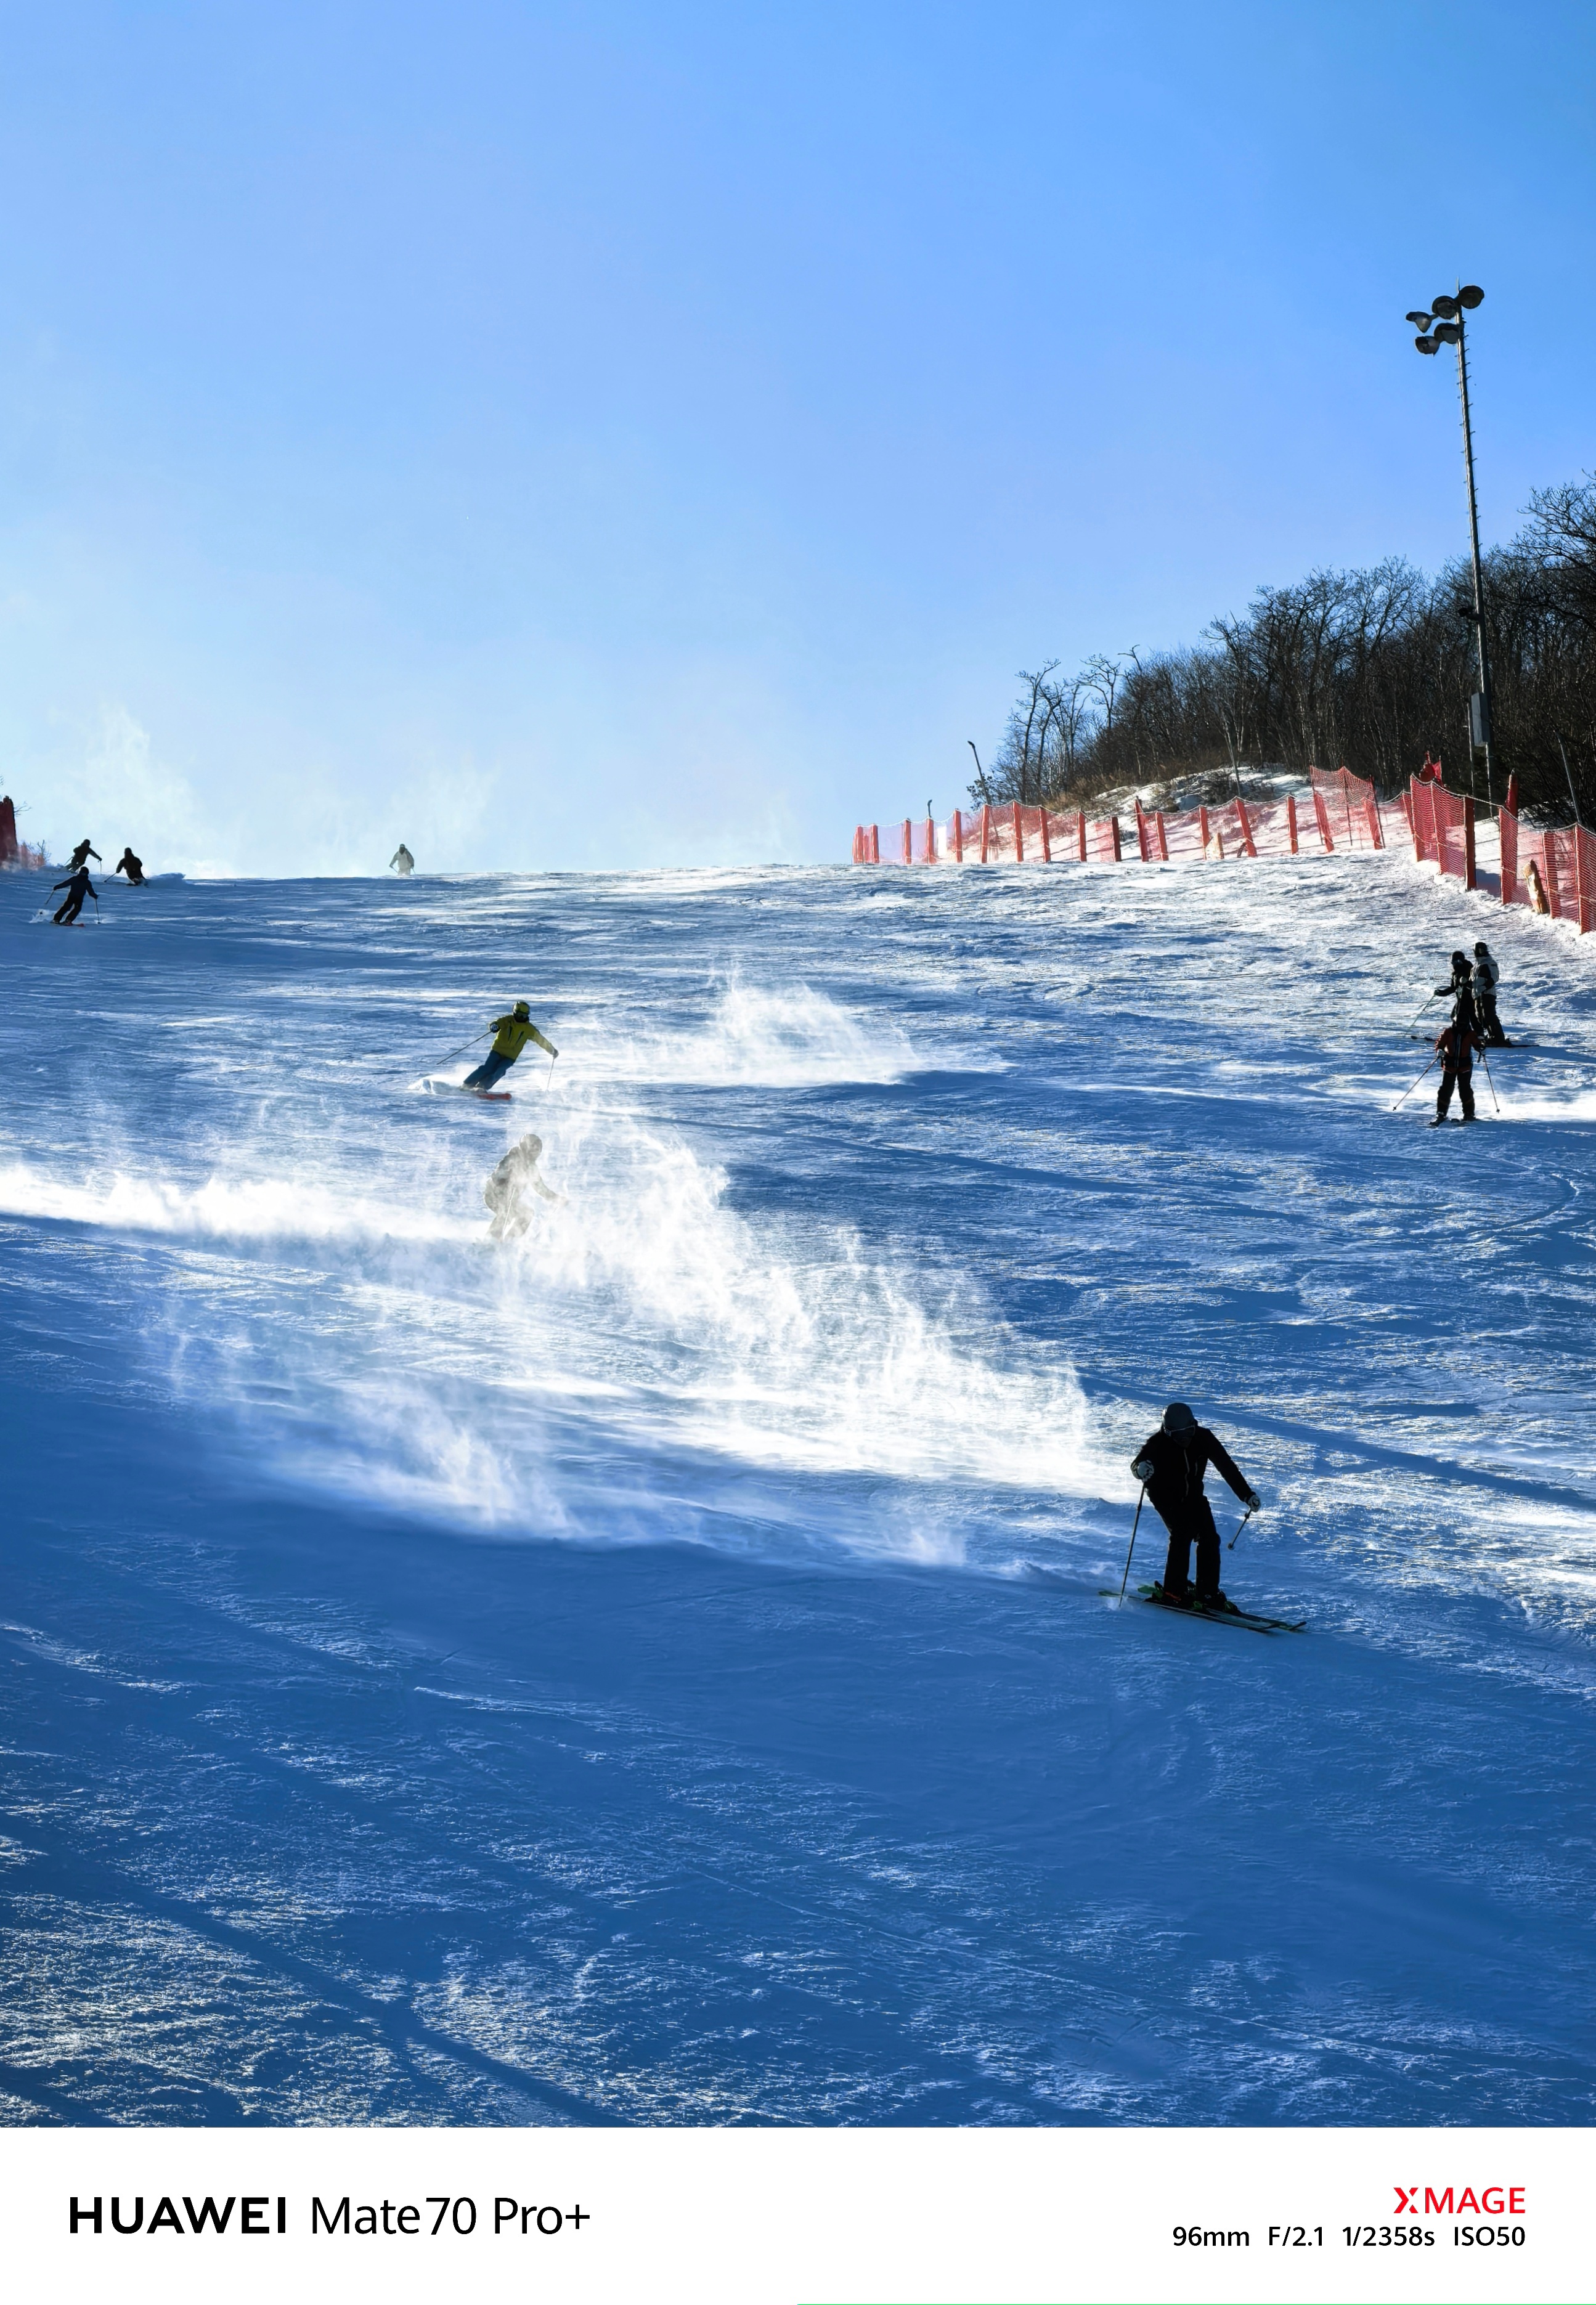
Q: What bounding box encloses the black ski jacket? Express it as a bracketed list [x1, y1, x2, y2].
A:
[1130, 1426, 1252, 1525]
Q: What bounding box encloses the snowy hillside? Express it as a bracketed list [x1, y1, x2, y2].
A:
[2, 850, 1594, 2124]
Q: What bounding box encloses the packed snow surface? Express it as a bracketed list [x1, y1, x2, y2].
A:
[2, 855, 1595, 2125]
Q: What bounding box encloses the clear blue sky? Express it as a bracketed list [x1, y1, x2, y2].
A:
[2, 1, 1591, 873]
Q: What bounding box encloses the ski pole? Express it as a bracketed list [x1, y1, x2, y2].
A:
[1390, 1053, 1439, 1112]
[1117, 1486, 1145, 1603]
[1401, 990, 1439, 1035]
[1226, 1502, 1256, 1553]
[1476, 1043, 1500, 1115]
[409, 1027, 491, 1079]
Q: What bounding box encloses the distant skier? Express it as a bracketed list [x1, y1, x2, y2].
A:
[51, 864, 99, 924]
[484, 1135, 564, 1238]
[1472, 940, 1506, 1044]
[115, 847, 145, 885]
[1130, 1402, 1260, 1612]
[68, 839, 101, 871]
[1431, 1014, 1484, 1126]
[1435, 949, 1477, 1033]
[390, 844, 415, 877]
[463, 1001, 558, 1093]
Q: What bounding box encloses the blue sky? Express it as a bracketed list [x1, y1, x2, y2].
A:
[1, 1, 1591, 873]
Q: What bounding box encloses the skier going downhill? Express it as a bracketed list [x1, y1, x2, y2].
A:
[68, 839, 101, 871]
[1131, 1403, 1260, 1613]
[115, 847, 145, 885]
[484, 1134, 564, 1238]
[1472, 940, 1507, 1044]
[51, 864, 98, 924]
[462, 1001, 558, 1094]
[1431, 1014, 1484, 1126]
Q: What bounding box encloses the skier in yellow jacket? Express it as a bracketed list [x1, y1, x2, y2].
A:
[463, 1001, 558, 1094]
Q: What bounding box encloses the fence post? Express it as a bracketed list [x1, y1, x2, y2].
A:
[1039, 807, 1051, 863]
[1314, 789, 1334, 852]
[1108, 816, 1122, 862]
[1463, 802, 1476, 892]
[980, 805, 990, 863]
[1237, 795, 1257, 858]
[1338, 768, 1354, 849]
[1077, 810, 1086, 861]
[1365, 792, 1384, 848]
[1199, 804, 1210, 856]
[869, 825, 880, 864]
[1155, 810, 1169, 861]
[1013, 800, 1024, 862]
[1498, 805, 1514, 906]
[951, 809, 963, 863]
[1285, 795, 1299, 855]
[1134, 801, 1150, 861]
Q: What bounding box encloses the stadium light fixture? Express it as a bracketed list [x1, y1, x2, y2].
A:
[1404, 283, 1494, 800]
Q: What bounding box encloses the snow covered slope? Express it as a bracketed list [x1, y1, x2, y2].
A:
[2, 853, 1594, 2124]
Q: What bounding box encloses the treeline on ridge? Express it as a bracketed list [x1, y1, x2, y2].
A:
[978, 474, 1596, 823]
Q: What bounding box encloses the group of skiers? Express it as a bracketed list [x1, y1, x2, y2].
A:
[1123, 935, 1515, 1620]
[1430, 939, 1506, 1127]
[51, 837, 146, 924]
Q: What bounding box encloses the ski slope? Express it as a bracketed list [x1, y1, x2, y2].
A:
[2, 851, 1595, 2126]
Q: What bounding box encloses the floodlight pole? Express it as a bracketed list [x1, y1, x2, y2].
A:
[1453, 307, 1495, 805]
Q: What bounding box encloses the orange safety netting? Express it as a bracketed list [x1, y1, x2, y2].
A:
[852, 770, 1408, 874]
[1407, 775, 1478, 888]
[1498, 807, 1596, 932]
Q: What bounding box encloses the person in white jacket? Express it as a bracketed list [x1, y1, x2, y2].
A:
[484, 1134, 564, 1238]
[1472, 941, 1507, 1045]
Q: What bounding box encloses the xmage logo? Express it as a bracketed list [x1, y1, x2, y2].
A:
[1393, 2188, 1525, 2217]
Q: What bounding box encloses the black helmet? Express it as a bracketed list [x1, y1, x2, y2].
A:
[1473, 940, 1489, 955]
[1162, 1401, 1197, 1434]
[1451, 950, 1468, 969]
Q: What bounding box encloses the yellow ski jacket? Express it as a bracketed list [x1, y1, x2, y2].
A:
[489, 1013, 557, 1062]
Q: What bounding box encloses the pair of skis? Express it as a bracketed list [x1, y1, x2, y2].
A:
[1131, 1582, 1305, 1635]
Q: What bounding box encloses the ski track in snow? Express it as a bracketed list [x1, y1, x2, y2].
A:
[2, 856, 1595, 2126]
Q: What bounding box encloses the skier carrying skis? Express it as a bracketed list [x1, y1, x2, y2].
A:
[484, 1134, 564, 1238]
[115, 847, 145, 885]
[1131, 1404, 1260, 1612]
[1431, 1014, 1484, 1126]
[463, 1001, 558, 1093]
[1472, 940, 1506, 1044]
[51, 864, 99, 924]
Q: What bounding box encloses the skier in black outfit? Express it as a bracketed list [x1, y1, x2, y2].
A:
[1131, 1403, 1260, 1611]
[68, 839, 101, 871]
[115, 847, 145, 885]
[1431, 1015, 1484, 1124]
[51, 865, 98, 924]
[1435, 949, 1476, 1033]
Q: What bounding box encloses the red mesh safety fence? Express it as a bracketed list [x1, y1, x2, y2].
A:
[1311, 765, 1386, 851]
[854, 780, 1450, 882]
[1408, 776, 1476, 890]
[1497, 811, 1596, 930]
